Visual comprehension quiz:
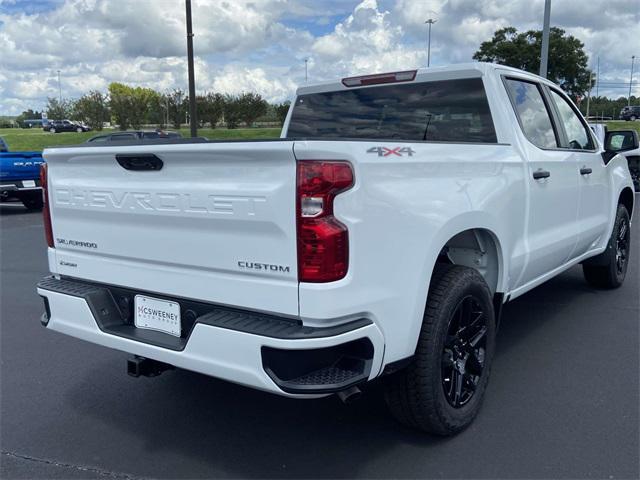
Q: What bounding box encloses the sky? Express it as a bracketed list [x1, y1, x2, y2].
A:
[0, 0, 638, 115]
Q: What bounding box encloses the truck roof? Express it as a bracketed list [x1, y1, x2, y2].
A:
[296, 62, 556, 96]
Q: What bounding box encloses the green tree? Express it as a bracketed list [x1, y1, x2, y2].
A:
[237, 92, 268, 127]
[194, 95, 208, 128]
[15, 109, 42, 127]
[73, 91, 110, 130]
[581, 95, 638, 119]
[108, 83, 156, 130]
[223, 94, 243, 129]
[273, 101, 291, 126]
[144, 90, 165, 127]
[166, 89, 186, 129]
[198, 92, 225, 128]
[45, 97, 73, 120]
[473, 27, 591, 99]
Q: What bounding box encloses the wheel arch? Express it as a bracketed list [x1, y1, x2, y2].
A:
[437, 228, 504, 296]
[402, 222, 506, 359]
[415, 217, 507, 334]
[619, 187, 634, 217]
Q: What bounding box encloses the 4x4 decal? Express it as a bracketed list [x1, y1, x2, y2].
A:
[367, 146, 416, 157]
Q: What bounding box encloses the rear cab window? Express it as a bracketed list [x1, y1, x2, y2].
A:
[110, 133, 137, 141]
[286, 77, 497, 143]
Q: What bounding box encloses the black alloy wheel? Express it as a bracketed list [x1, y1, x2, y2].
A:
[441, 295, 488, 408]
[615, 216, 630, 275]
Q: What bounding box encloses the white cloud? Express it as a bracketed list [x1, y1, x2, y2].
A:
[310, 0, 425, 76]
[210, 64, 298, 101]
[0, 0, 638, 115]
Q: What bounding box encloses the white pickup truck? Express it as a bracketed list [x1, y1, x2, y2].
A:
[37, 63, 635, 435]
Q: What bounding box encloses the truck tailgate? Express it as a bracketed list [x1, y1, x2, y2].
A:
[0, 151, 44, 181]
[44, 141, 299, 316]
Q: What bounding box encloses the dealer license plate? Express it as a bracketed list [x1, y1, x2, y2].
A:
[134, 295, 181, 337]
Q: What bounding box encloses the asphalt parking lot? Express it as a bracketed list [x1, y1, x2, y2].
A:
[1, 202, 638, 479]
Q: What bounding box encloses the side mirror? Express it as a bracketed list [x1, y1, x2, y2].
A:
[602, 130, 639, 164]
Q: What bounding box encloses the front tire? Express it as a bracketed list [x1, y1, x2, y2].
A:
[583, 204, 631, 289]
[384, 264, 496, 435]
[76, 127, 83, 133]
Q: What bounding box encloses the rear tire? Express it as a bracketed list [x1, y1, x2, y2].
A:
[384, 264, 496, 435]
[583, 204, 631, 289]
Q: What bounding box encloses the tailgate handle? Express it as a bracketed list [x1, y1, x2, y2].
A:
[116, 154, 163, 171]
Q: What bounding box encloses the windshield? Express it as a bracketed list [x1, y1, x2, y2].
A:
[286, 77, 497, 143]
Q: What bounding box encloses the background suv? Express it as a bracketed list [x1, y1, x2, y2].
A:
[46, 120, 91, 133]
[86, 130, 182, 143]
[620, 105, 640, 121]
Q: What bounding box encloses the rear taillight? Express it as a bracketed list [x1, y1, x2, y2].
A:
[40, 163, 54, 248]
[297, 161, 354, 282]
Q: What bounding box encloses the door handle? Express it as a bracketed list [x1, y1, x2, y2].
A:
[116, 154, 163, 171]
[533, 169, 551, 180]
[580, 167, 593, 175]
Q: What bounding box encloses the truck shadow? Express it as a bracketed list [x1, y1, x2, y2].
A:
[0, 203, 39, 216]
[57, 263, 625, 478]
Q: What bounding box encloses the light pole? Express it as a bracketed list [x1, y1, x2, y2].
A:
[304, 58, 308, 84]
[586, 71, 594, 119]
[539, 0, 551, 78]
[185, 0, 197, 137]
[57, 70, 62, 103]
[425, 19, 436, 67]
[595, 56, 600, 98]
[629, 55, 636, 107]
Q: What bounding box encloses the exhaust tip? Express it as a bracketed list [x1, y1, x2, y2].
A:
[337, 386, 362, 404]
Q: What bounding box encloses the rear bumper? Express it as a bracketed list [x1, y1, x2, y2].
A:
[37, 276, 385, 397]
[0, 180, 41, 197]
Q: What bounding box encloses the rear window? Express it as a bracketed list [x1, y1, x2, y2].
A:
[286, 77, 497, 143]
[111, 133, 137, 140]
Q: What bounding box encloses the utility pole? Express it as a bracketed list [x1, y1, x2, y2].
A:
[425, 19, 436, 67]
[595, 56, 600, 98]
[165, 95, 169, 128]
[629, 55, 636, 107]
[586, 71, 593, 119]
[57, 70, 62, 103]
[185, 0, 197, 137]
[304, 58, 308, 84]
[539, 0, 551, 78]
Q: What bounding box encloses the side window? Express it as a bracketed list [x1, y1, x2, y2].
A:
[549, 90, 594, 150]
[504, 78, 558, 149]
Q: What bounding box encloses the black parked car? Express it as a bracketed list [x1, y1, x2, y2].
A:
[47, 120, 91, 133]
[620, 105, 640, 121]
[86, 130, 182, 143]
